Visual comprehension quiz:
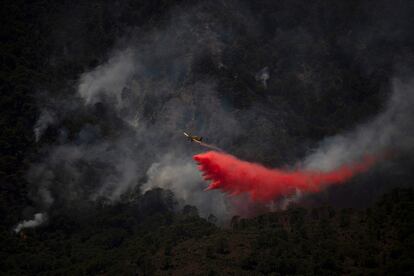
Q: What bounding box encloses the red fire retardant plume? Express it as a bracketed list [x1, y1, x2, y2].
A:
[194, 151, 377, 202]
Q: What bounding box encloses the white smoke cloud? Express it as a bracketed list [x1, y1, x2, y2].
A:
[27, 7, 244, 221]
[78, 49, 135, 108]
[14, 213, 47, 233]
[30, 0, 414, 221]
[34, 110, 56, 142]
[94, 155, 140, 201]
[255, 66, 270, 88]
[141, 153, 232, 221]
[304, 78, 414, 171]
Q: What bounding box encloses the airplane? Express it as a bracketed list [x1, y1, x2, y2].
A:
[183, 132, 203, 143]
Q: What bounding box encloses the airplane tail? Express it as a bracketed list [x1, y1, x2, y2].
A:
[194, 140, 223, 152]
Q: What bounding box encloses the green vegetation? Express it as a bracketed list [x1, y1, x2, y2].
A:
[0, 188, 412, 275]
[2, 1, 414, 275]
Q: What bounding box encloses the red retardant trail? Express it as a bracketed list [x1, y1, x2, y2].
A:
[193, 151, 378, 202]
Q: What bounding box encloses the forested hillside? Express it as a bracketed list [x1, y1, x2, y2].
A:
[1, 188, 413, 275]
[2, 1, 414, 275]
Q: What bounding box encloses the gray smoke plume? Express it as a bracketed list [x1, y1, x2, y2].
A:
[255, 67, 270, 88]
[26, 0, 414, 220]
[262, 78, 414, 210]
[304, 78, 414, 171]
[141, 153, 232, 220]
[27, 4, 247, 220]
[14, 213, 46, 233]
[78, 49, 135, 108]
[34, 110, 56, 142]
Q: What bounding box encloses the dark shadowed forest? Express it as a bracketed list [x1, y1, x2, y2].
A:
[1, 0, 414, 275]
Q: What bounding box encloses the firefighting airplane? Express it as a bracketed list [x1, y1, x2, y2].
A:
[183, 132, 203, 143]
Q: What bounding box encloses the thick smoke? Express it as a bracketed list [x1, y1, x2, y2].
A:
[28, 3, 246, 220]
[304, 78, 414, 171]
[14, 213, 46, 233]
[78, 49, 135, 108]
[194, 78, 414, 204]
[26, 0, 414, 220]
[141, 153, 232, 220]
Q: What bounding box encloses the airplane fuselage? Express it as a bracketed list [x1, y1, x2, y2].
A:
[183, 132, 203, 142]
